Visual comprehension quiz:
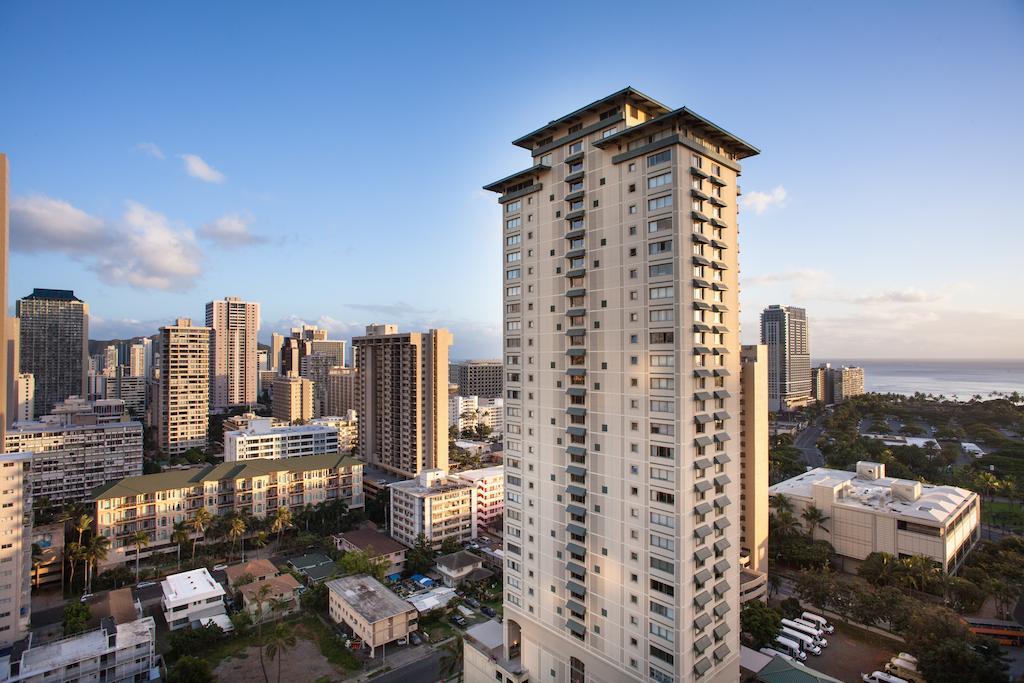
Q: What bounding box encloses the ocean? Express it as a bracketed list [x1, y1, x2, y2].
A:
[814, 359, 1024, 398]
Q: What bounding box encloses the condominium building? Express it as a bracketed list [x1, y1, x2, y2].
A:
[449, 395, 504, 436]
[16, 288, 88, 417]
[272, 375, 314, 423]
[300, 351, 339, 417]
[206, 297, 260, 409]
[449, 360, 503, 399]
[30, 522, 64, 589]
[129, 338, 152, 378]
[353, 325, 451, 478]
[92, 452, 363, 568]
[810, 363, 866, 405]
[5, 408, 142, 505]
[326, 366, 358, 416]
[223, 412, 286, 432]
[739, 345, 769, 605]
[310, 412, 358, 452]
[224, 418, 339, 462]
[770, 461, 980, 574]
[452, 465, 505, 533]
[0, 616, 157, 682]
[102, 344, 119, 377]
[157, 318, 211, 456]
[278, 324, 345, 377]
[389, 469, 475, 549]
[760, 305, 811, 412]
[0, 452, 31, 649]
[109, 372, 147, 418]
[1, 155, 8, 444]
[484, 88, 757, 683]
[12, 372, 32, 423]
[326, 575, 418, 657]
[161, 568, 229, 631]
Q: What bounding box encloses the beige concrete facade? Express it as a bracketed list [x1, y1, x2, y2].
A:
[740, 345, 769, 575]
[449, 360, 503, 399]
[158, 318, 210, 456]
[485, 88, 758, 683]
[452, 465, 505, 533]
[0, 452, 31, 648]
[272, 375, 313, 423]
[206, 297, 260, 409]
[353, 325, 451, 478]
[389, 469, 476, 549]
[0, 154, 7, 444]
[326, 575, 417, 656]
[224, 418, 338, 462]
[326, 366, 358, 416]
[13, 372, 32, 423]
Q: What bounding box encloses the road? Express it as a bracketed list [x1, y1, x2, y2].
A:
[369, 649, 443, 683]
[794, 422, 825, 467]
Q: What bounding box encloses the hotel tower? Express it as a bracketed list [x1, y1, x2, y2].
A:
[484, 88, 758, 683]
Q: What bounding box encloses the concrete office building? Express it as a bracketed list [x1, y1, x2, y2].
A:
[484, 88, 758, 683]
[450, 360, 503, 399]
[0, 616, 157, 682]
[452, 465, 505, 534]
[158, 318, 211, 457]
[326, 366, 358, 416]
[760, 305, 811, 412]
[12, 373, 32, 423]
[0, 452, 31, 649]
[207, 297, 260, 409]
[93, 453, 363, 568]
[16, 288, 88, 417]
[739, 345, 769, 605]
[109, 372, 146, 418]
[224, 418, 339, 462]
[353, 325, 451, 478]
[309, 412, 358, 452]
[770, 461, 980, 574]
[389, 469, 476, 549]
[272, 374, 314, 423]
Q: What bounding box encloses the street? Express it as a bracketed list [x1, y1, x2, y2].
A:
[367, 649, 443, 683]
[794, 421, 825, 468]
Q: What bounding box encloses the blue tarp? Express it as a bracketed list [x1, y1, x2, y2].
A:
[386, 573, 401, 582]
[410, 574, 434, 587]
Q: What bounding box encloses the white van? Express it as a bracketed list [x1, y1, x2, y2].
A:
[781, 628, 822, 656]
[886, 659, 923, 683]
[896, 653, 918, 667]
[783, 618, 829, 647]
[801, 611, 834, 633]
[862, 672, 909, 683]
[774, 636, 807, 661]
[759, 647, 793, 661]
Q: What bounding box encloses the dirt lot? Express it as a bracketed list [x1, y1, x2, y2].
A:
[801, 621, 900, 682]
[214, 637, 338, 683]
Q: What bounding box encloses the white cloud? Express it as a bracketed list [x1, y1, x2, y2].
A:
[850, 288, 943, 305]
[199, 213, 265, 246]
[179, 153, 225, 184]
[10, 195, 106, 252]
[743, 269, 827, 289]
[10, 195, 204, 291]
[134, 142, 165, 159]
[741, 185, 787, 214]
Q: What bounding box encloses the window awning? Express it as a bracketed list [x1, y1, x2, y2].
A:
[714, 538, 731, 553]
[566, 465, 586, 477]
[714, 517, 731, 531]
[693, 301, 711, 310]
[566, 505, 586, 517]
[714, 601, 731, 618]
[714, 453, 731, 465]
[694, 391, 713, 400]
[694, 525, 712, 538]
[714, 474, 732, 487]
[566, 485, 586, 497]
[695, 414, 713, 424]
[566, 542, 586, 557]
[692, 255, 711, 266]
[565, 619, 586, 636]
[694, 568, 712, 586]
[714, 559, 730, 575]
[711, 282, 728, 291]
[690, 166, 709, 178]
[714, 495, 731, 510]
[694, 501, 713, 515]
[714, 432, 731, 443]
[694, 591, 712, 608]
[692, 232, 710, 244]
[694, 613, 712, 630]
[693, 369, 712, 378]
[692, 210, 709, 222]
[567, 524, 587, 537]
[694, 657, 712, 676]
[693, 278, 710, 288]
[714, 411, 731, 420]
[694, 547, 713, 562]
[713, 580, 730, 597]
[694, 436, 713, 447]
[565, 599, 585, 615]
[713, 369, 731, 377]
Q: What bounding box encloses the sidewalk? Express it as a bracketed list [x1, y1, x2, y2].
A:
[354, 642, 440, 682]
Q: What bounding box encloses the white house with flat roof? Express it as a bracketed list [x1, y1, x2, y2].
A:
[161, 568, 230, 631]
[224, 418, 338, 462]
[770, 461, 980, 573]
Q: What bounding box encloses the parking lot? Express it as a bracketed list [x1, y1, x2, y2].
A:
[795, 620, 899, 682]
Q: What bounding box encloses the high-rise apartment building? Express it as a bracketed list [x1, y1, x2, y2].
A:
[353, 325, 451, 478]
[158, 318, 210, 456]
[326, 366, 358, 416]
[760, 305, 811, 412]
[224, 417, 338, 462]
[206, 297, 260, 409]
[278, 324, 345, 377]
[739, 345, 769, 605]
[102, 344, 119, 377]
[129, 337, 152, 378]
[813, 363, 865, 405]
[16, 288, 88, 417]
[272, 375, 314, 423]
[0, 452, 32, 649]
[0, 154, 8, 444]
[449, 360, 503, 399]
[13, 373, 32, 423]
[484, 88, 758, 683]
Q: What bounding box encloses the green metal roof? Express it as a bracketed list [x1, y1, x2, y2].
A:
[91, 453, 362, 499]
[756, 657, 844, 683]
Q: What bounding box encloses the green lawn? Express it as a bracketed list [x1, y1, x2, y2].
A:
[299, 614, 362, 671]
[981, 500, 1024, 531]
[419, 613, 458, 643]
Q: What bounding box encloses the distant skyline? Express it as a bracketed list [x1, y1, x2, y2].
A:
[2, 1, 1021, 359]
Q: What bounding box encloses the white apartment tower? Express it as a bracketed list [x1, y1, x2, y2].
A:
[353, 325, 452, 478]
[206, 297, 260, 408]
[760, 305, 811, 412]
[0, 452, 31, 648]
[485, 88, 758, 683]
[158, 318, 211, 456]
[13, 373, 32, 423]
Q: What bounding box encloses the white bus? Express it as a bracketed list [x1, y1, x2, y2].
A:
[781, 628, 822, 656]
[801, 611, 834, 633]
[759, 647, 793, 661]
[782, 618, 828, 647]
[774, 636, 807, 661]
[862, 671, 909, 683]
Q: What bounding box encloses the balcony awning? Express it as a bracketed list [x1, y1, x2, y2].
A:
[565, 599, 585, 615]
[566, 288, 586, 297]
[564, 151, 584, 164]
[566, 447, 586, 459]
[694, 547, 713, 562]
[714, 601, 731, 618]
[567, 524, 587, 537]
[713, 369, 731, 377]
[694, 436, 713, 447]
[565, 619, 586, 636]
[690, 166, 709, 179]
[565, 248, 585, 259]
[564, 171, 584, 183]
[565, 228, 585, 240]
[714, 538, 731, 553]
[565, 328, 586, 337]
[566, 560, 586, 575]
[566, 426, 586, 437]
[566, 542, 586, 557]
[566, 369, 586, 377]
[566, 465, 587, 477]
[566, 485, 586, 497]
[715, 474, 732, 487]
[564, 191, 584, 203]
[567, 388, 586, 397]
[714, 433, 731, 443]
[566, 581, 586, 597]
[694, 501, 713, 515]
[566, 406, 587, 416]
[565, 349, 586, 357]
[565, 268, 586, 278]
[714, 453, 731, 465]
[566, 308, 586, 317]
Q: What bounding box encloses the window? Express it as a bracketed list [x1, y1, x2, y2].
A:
[506, 285, 520, 296]
[650, 511, 674, 528]
[650, 423, 675, 436]
[506, 269, 520, 280]
[650, 621, 673, 641]
[506, 200, 521, 213]
[506, 251, 521, 263]
[650, 354, 674, 367]
[650, 645, 674, 665]
[650, 600, 674, 619]
[649, 239, 672, 255]
[651, 490, 675, 505]
[506, 217, 521, 230]
[649, 286, 674, 300]
[650, 400, 673, 413]
[650, 309, 674, 322]
[650, 466, 672, 481]
[648, 195, 673, 211]
[649, 263, 673, 277]
[650, 377, 674, 390]
[506, 234, 521, 246]
[650, 331, 674, 344]
[650, 535, 675, 552]
[569, 141, 583, 154]
[648, 217, 671, 233]
[651, 445, 674, 459]
[648, 172, 672, 189]
[648, 149, 671, 167]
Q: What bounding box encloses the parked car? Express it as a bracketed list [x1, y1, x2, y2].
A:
[79, 593, 94, 603]
[410, 632, 422, 646]
[135, 581, 157, 589]
[449, 614, 468, 628]
[465, 597, 481, 609]
[481, 606, 497, 618]
[397, 636, 408, 645]
[213, 564, 228, 572]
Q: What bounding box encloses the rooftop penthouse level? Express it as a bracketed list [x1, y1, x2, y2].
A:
[162, 568, 228, 631]
[224, 417, 339, 462]
[770, 461, 980, 573]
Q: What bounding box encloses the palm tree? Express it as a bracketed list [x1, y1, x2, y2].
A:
[131, 531, 149, 582]
[171, 521, 190, 569]
[74, 514, 94, 546]
[84, 535, 110, 594]
[264, 622, 297, 683]
[767, 573, 781, 599]
[65, 541, 83, 594]
[271, 507, 291, 546]
[801, 505, 830, 538]
[770, 494, 793, 513]
[31, 543, 43, 590]
[439, 633, 464, 682]
[253, 583, 273, 683]
[252, 530, 268, 559]
[228, 517, 246, 562]
[769, 510, 801, 540]
[190, 508, 213, 561]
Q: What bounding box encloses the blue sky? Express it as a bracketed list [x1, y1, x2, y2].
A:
[2, 1, 1021, 359]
